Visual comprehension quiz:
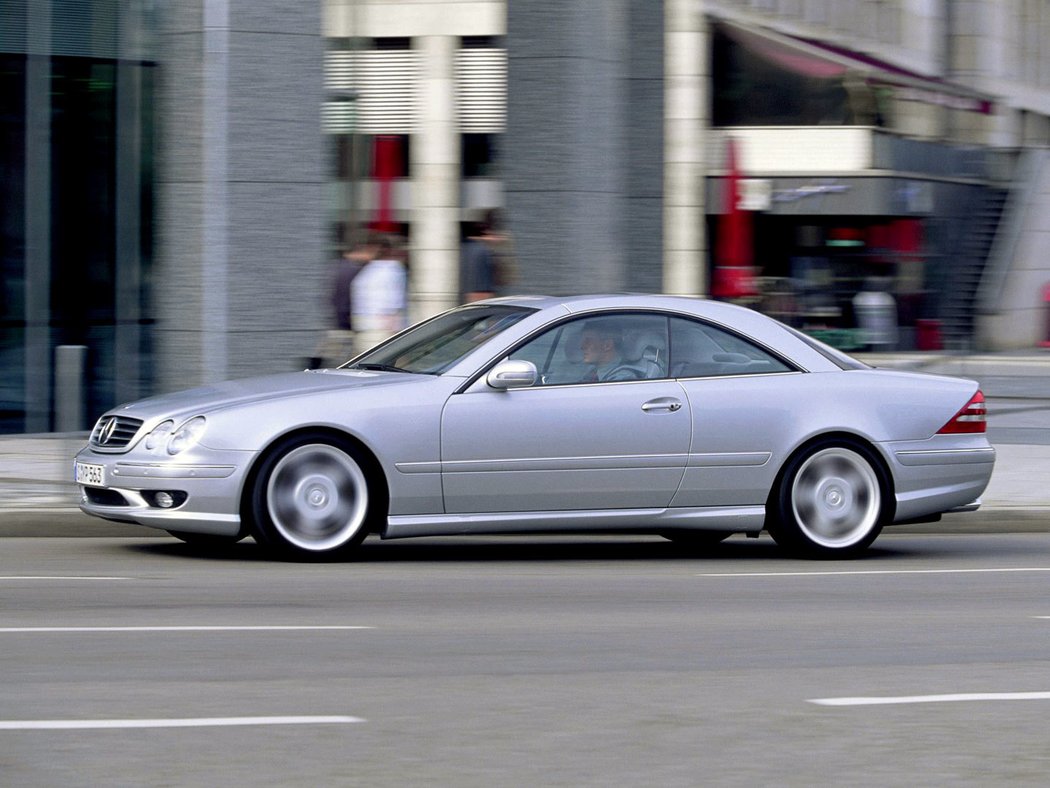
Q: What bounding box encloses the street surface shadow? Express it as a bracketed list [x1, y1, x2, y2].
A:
[126, 534, 789, 563]
[114, 532, 1005, 564]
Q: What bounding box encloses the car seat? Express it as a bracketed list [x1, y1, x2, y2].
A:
[621, 329, 668, 379]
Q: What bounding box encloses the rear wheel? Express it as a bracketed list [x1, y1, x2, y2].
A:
[769, 439, 888, 558]
[248, 434, 380, 559]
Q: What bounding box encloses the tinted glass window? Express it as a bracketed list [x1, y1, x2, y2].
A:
[669, 318, 793, 377]
[784, 324, 870, 370]
[509, 313, 669, 386]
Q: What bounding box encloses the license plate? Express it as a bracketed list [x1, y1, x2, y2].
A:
[75, 461, 105, 487]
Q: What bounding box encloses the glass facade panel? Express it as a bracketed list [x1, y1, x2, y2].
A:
[0, 55, 26, 432]
[0, 1, 155, 434]
[51, 57, 118, 421]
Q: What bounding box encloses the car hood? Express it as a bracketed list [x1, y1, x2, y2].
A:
[110, 369, 436, 423]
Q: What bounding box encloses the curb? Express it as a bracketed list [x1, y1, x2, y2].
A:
[0, 510, 166, 538]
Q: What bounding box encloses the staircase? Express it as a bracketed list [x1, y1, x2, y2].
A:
[940, 188, 1008, 352]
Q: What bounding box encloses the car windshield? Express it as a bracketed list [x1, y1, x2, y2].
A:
[345, 304, 535, 375]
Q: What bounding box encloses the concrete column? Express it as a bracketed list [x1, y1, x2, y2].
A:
[410, 34, 460, 321]
[979, 0, 1017, 147]
[506, 0, 628, 294]
[978, 149, 1050, 349]
[625, 0, 665, 294]
[663, 0, 707, 296]
[156, 0, 325, 390]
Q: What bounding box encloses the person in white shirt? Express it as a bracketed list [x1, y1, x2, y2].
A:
[351, 235, 408, 356]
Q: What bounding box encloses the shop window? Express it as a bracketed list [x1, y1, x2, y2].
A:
[337, 134, 410, 180]
[371, 37, 411, 51]
[462, 36, 502, 49]
[462, 133, 500, 178]
[711, 21, 884, 127]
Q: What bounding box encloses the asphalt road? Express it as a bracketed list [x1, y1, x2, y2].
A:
[4, 530, 1050, 786]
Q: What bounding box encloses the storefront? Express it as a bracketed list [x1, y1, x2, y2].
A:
[708, 17, 1004, 351]
[708, 159, 1009, 351]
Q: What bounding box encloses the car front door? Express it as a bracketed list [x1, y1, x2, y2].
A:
[440, 313, 691, 514]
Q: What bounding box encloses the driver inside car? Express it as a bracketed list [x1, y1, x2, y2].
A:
[578, 323, 640, 382]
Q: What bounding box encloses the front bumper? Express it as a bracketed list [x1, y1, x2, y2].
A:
[74, 445, 258, 537]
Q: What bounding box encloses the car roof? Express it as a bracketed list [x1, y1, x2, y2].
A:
[486, 293, 770, 326]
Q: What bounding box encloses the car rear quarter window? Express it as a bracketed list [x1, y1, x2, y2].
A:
[669, 318, 794, 378]
[783, 324, 871, 370]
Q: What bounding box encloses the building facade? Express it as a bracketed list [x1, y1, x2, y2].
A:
[324, 0, 1050, 352]
[5, 0, 1050, 434]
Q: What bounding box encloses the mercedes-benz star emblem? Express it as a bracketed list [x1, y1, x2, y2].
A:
[99, 417, 118, 445]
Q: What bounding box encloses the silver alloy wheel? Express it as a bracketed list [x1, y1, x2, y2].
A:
[265, 443, 369, 551]
[790, 447, 880, 549]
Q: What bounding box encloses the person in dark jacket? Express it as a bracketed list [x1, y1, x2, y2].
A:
[309, 238, 376, 368]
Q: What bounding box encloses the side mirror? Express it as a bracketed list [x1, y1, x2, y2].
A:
[486, 359, 538, 390]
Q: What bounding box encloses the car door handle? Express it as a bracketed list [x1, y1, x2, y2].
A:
[641, 397, 682, 413]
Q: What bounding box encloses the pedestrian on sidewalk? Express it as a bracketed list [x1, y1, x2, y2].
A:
[310, 236, 376, 368]
[351, 234, 408, 356]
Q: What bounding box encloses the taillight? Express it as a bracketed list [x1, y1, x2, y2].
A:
[937, 390, 987, 434]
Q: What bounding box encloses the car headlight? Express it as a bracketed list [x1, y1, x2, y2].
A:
[167, 416, 207, 455]
[144, 420, 175, 451]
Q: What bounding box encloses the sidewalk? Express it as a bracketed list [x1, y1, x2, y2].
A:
[855, 350, 1050, 398]
[2, 349, 1049, 536]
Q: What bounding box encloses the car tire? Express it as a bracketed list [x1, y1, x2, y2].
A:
[166, 530, 245, 547]
[248, 433, 381, 560]
[768, 438, 888, 558]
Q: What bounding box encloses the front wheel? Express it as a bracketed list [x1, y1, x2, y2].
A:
[768, 440, 889, 558]
[248, 434, 380, 560]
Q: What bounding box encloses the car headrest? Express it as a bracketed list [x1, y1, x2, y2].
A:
[622, 330, 666, 363]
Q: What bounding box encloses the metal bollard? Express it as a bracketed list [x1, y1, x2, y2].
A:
[1041, 284, 1050, 349]
[55, 345, 88, 432]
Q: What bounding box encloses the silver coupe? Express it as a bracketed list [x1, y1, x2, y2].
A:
[75, 295, 995, 559]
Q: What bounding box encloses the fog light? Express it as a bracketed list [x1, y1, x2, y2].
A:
[155, 491, 175, 509]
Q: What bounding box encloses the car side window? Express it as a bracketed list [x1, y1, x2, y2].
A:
[508, 314, 670, 386]
[669, 317, 793, 378]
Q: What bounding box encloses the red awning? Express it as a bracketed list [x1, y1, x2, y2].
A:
[716, 18, 995, 115]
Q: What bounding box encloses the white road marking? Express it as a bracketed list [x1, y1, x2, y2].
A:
[810, 692, 1050, 707]
[698, 568, 1050, 578]
[0, 576, 130, 581]
[0, 626, 373, 633]
[0, 716, 364, 731]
